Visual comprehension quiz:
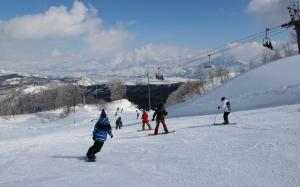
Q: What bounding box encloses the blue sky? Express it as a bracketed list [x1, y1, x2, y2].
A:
[0, 0, 293, 74]
[0, 0, 262, 48]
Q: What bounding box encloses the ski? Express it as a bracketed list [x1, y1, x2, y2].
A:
[148, 129, 175, 136]
[86, 157, 96, 162]
[213, 123, 237, 125]
[137, 129, 154, 132]
[86, 155, 97, 162]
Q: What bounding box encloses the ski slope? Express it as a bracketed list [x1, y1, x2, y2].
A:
[1, 55, 300, 186]
[0, 101, 300, 187]
[168, 55, 300, 117]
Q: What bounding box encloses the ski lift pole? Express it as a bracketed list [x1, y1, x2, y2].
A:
[147, 72, 151, 111]
[266, 28, 270, 37]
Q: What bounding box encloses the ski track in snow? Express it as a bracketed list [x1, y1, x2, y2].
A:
[0, 103, 300, 187]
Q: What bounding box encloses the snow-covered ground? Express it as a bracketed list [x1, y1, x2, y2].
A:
[1, 54, 300, 186]
[23, 85, 49, 94]
[0, 100, 300, 187]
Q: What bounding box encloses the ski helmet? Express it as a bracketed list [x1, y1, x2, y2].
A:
[221, 97, 225, 101]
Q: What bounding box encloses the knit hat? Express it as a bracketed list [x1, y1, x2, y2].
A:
[100, 109, 107, 118]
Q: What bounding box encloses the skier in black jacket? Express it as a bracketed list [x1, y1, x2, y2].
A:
[115, 117, 123, 130]
[152, 103, 169, 135]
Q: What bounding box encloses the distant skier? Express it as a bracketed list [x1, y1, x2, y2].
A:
[218, 97, 231, 124]
[141, 110, 152, 131]
[152, 103, 169, 135]
[136, 110, 140, 120]
[115, 117, 123, 130]
[86, 109, 113, 161]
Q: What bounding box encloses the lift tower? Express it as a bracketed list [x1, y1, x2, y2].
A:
[282, 1, 300, 54]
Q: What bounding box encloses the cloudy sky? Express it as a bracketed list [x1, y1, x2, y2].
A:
[0, 0, 294, 75]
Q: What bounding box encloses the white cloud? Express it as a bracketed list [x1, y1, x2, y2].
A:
[111, 44, 205, 66]
[51, 49, 61, 57]
[247, 0, 292, 25]
[0, 1, 92, 40]
[0, 0, 130, 58]
[225, 42, 264, 62]
[84, 28, 130, 56]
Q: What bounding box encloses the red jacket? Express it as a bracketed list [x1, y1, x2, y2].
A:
[142, 112, 149, 123]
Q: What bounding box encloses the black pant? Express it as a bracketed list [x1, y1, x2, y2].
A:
[154, 119, 169, 134]
[87, 141, 104, 158]
[116, 123, 122, 129]
[223, 112, 230, 123]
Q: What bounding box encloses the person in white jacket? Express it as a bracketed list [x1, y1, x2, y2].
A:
[218, 97, 231, 124]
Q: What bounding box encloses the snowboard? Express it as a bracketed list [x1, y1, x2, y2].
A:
[213, 123, 237, 126]
[86, 156, 96, 162]
[137, 129, 154, 132]
[148, 129, 175, 136]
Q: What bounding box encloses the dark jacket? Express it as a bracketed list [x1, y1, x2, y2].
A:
[153, 104, 168, 121]
[116, 118, 123, 127]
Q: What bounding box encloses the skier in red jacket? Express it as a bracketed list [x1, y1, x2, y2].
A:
[141, 110, 152, 131]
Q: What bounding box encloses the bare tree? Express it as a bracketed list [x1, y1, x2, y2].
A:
[0, 84, 83, 117]
[215, 67, 230, 84]
[108, 79, 126, 101]
[193, 66, 207, 80]
[281, 43, 297, 57]
[290, 30, 297, 44]
[166, 80, 205, 106]
[269, 49, 282, 62]
[56, 84, 81, 113]
[261, 51, 269, 64]
[208, 68, 215, 87]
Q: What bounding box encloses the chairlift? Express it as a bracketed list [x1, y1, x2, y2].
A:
[262, 28, 273, 50]
[204, 54, 213, 68]
[155, 67, 164, 80]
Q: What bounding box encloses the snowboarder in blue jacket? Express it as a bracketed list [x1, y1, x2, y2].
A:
[86, 109, 113, 161]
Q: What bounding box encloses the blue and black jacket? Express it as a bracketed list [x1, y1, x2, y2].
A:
[93, 116, 113, 142]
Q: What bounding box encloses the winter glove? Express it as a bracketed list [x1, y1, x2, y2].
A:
[92, 136, 96, 141]
[110, 135, 113, 139]
[218, 106, 220, 110]
[152, 118, 155, 121]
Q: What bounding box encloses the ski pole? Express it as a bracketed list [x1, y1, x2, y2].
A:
[213, 109, 219, 124]
[231, 112, 241, 120]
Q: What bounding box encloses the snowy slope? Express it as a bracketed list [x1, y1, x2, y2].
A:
[168, 55, 300, 117]
[0, 102, 300, 187]
[1, 55, 300, 187]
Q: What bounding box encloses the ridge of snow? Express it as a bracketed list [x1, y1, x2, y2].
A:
[105, 99, 138, 112]
[0, 69, 13, 75]
[168, 55, 300, 117]
[23, 85, 49, 94]
[76, 76, 95, 86]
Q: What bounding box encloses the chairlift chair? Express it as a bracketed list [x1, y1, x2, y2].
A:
[204, 54, 213, 68]
[155, 67, 164, 80]
[262, 28, 273, 50]
[204, 63, 212, 69]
